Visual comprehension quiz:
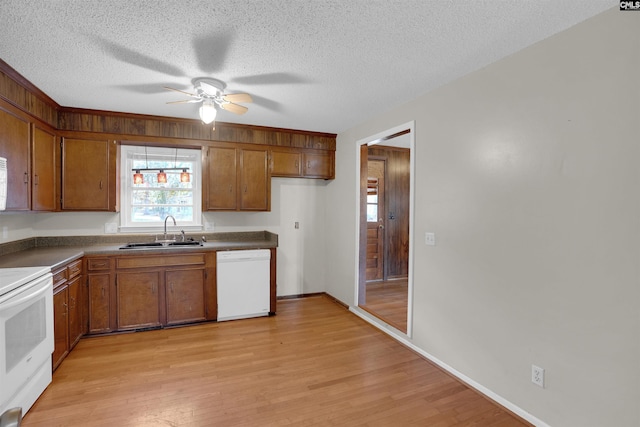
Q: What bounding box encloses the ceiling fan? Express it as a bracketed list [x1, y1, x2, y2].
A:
[164, 77, 253, 125]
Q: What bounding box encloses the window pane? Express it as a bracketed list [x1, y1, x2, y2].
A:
[367, 205, 378, 222]
[131, 206, 193, 223]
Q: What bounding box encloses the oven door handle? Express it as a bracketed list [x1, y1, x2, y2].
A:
[1, 280, 50, 310]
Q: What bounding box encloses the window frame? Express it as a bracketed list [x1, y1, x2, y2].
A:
[119, 145, 202, 232]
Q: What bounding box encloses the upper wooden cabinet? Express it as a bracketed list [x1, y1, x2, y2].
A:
[0, 105, 30, 210]
[61, 137, 119, 211]
[239, 147, 270, 211]
[271, 148, 334, 179]
[0, 101, 58, 211]
[31, 124, 58, 211]
[205, 144, 270, 211]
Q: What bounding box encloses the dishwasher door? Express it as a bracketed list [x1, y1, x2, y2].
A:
[216, 249, 271, 321]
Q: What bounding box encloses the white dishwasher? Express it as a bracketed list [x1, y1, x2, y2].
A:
[216, 249, 271, 321]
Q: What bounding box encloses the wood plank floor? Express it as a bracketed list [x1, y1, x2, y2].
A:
[23, 296, 530, 426]
[361, 280, 408, 333]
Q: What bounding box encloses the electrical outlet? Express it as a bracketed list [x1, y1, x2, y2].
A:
[295, 221, 300, 229]
[532, 365, 545, 388]
[425, 232, 436, 246]
[104, 223, 118, 234]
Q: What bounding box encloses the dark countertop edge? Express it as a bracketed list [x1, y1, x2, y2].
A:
[0, 231, 278, 270]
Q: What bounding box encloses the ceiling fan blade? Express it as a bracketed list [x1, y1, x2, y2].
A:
[166, 99, 202, 104]
[221, 102, 248, 115]
[223, 93, 253, 104]
[163, 86, 197, 97]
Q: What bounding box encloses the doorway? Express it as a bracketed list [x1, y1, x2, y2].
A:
[356, 123, 414, 336]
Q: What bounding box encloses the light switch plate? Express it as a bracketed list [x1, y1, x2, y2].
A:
[425, 232, 436, 246]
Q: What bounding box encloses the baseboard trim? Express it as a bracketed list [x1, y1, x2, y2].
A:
[347, 304, 550, 427]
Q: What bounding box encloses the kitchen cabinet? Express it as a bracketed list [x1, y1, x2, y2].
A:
[52, 258, 84, 371]
[86, 257, 114, 334]
[61, 137, 119, 211]
[271, 148, 334, 179]
[239, 148, 270, 210]
[116, 271, 161, 330]
[205, 146, 237, 210]
[205, 144, 270, 211]
[52, 284, 69, 370]
[31, 124, 58, 211]
[86, 252, 215, 334]
[0, 103, 31, 210]
[165, 268, 207, 325]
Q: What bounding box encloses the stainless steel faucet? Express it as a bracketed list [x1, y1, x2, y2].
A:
[163, 215, 176, 239]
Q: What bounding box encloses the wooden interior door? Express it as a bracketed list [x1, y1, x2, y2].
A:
[366, 159, 385, 281]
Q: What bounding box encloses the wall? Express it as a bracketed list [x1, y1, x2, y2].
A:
[0, 178, 328, 297]
[325, 8, 639, 427]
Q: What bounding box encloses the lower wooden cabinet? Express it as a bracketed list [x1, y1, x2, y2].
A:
[52, 258, 85, 371]
[166, 268, 207, 325]
[86, 252, 216, 334]
[86, 257, 114, 334]
[117, 271, 162, 330]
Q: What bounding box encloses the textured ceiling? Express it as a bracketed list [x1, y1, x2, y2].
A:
[0, 1, 615, 134]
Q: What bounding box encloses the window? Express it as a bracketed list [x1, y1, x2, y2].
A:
[120, 145, 202, 230]
[367, 178, 379, 222]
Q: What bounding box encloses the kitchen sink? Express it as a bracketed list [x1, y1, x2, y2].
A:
[119, 240, 202, 249]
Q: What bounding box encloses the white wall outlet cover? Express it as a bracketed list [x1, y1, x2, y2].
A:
[104, 223, 118, 234]
[425, 232, 436, 246]
[532, 365, 545, 388]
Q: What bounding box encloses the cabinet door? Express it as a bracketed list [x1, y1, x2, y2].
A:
[0, 106, 30, 210]
[52, 286, 69, 370]
[88, 274, 111, 334]
[303, 152, 334, 179]
[205, 146, 237, 210]
[239, 148, 270, 211]
[62, 138, 117, 211]
[67, 275, 84, 349]
[116, 271, 161, 330]
[165, 268, 206, 325]
[31, 124, 57, 211]
[271, 150, 302, 177]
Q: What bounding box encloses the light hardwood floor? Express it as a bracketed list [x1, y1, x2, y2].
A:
[360, 280, 409, 333]
[23, 296, 530, 426]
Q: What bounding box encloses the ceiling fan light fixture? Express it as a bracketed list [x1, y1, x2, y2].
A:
[157, 170, 167, 183]
[199, 100, 217, 124]
[180, 169, 190, 183]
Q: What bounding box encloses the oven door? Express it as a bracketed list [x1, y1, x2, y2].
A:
[0, 272, 53, 409]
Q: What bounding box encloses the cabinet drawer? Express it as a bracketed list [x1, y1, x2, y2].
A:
[87, 257, 112, 271]
[67, 259, 83, 279]
[116, 253, 206, 269]
[52, 268, 67, 288]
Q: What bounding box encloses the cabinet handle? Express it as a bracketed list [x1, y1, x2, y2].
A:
[34, 174, 39, 185]
[295, 160, 298, 168]
[228, 184, 232, 193]
[99, 180, 103, 189]
[170, 284, 174, 293]
[244, 185, 247, 193]
[23, 172, 28, 184]
[101, 288, 105, 298]
[307, 161, 311, 169]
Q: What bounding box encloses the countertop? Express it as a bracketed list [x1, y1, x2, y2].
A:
[0, 231, 278, 271]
